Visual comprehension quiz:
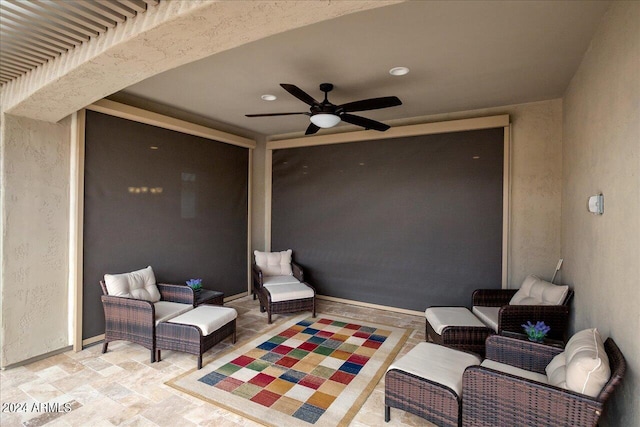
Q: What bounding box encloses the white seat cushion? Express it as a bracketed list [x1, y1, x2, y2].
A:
[263, 275, 301, 286]
[388, 342, 481, 397]
[264, 282, 314, 302]
[154, 301, 193, 324]
[509, 275, 569, 306]
[254, 249, 293, 276]
[167, 305, 237, 336]
[425, 307, 486, 335]
[472, 306, 500, 332]
[481, 359, 549, 384]
[104, 266, 161, 302]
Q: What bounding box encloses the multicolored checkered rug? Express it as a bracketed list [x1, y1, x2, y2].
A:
[167, 313, 410, 426]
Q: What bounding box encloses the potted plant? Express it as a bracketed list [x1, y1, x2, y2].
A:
[186, 278, 203, 296]
[522, 321, 551, 343]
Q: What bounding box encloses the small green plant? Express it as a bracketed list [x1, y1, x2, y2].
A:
[186, 278, 202, 291]
[522, 321, 550, 342]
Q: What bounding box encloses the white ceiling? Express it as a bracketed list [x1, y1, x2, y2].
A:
[120, 1, 610, 138]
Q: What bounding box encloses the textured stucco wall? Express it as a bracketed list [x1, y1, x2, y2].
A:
[562, 2, 640, 425]
[1, 0, 399, 123]
[0, 114, 71, 368]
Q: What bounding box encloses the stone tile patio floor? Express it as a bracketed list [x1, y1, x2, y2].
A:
[1, 296, 434, 427]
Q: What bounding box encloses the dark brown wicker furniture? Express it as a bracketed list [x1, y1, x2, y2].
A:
[156, 313, 236, 369]
[252, 257, 316, 323]
[462, 334, 626, 427]
[194, 289, 224, 307]
[386, 368, 461, 427]
[100, 281, 193, 363]
[472, 288, 574, 341]
[257, 283, 316, 324]
[425, 307, 493, 358]
[385, 334, 626, 427]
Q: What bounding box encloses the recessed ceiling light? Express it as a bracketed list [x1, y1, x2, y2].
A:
[150, 146, 158, 150]
[473, 156, 480, 160]
[261, 94, 277, 101]
[389, 66, 409, 76]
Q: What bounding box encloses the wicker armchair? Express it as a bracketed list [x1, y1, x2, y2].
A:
[100, 281, 194, 362]
[385, 334, 626, 427]
[472, 288, 573, 341]
[462, 334, 626, 427]
[252, 250, 316, 324]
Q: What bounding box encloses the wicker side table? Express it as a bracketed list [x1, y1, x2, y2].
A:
[194, 289, 224, 307]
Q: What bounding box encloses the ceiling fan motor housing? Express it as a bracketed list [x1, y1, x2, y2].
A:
[319, 83, 334, 93]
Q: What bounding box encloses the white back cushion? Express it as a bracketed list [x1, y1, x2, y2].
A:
[564, 328, 610, 397]
[104, 266, 161, 302]
[254, 250, 293, 276]
[509, 275, 568, 305]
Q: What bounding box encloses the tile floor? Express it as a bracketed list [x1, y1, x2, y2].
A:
[1, 296, 435, 427]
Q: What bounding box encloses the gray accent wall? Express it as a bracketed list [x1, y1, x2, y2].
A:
[83, 111, 248, 339]
[272, 128, 504, 311]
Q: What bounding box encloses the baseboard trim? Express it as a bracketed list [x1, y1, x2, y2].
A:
[316, 295, 424, 317]
[225, 292, 248, 302]
[82, 334, 105, 347]
[1, 345, 73, 370]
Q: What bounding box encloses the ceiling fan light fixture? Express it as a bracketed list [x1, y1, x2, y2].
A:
[310, 113, 341, 128]
[389, 66, 410, 76]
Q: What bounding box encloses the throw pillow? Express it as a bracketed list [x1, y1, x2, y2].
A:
[104, 266, 161, 302]
[509, 275, 568, 305]
[254, 249, 293, 276]
[564, 328, 611, 397]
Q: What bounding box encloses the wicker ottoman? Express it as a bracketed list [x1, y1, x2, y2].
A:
[257, 281, 316, 324]
[156, 305, 237, 369]
[385, 342, 481, 426]
[425, 307, 493, 357]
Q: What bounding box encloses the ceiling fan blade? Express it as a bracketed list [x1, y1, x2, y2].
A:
[305, 123, 320, 135]
[339, 96, 402, 113]
[281, 83, 320, 106]
[245, 112, 309, 117]
[340, 113, 390, 132]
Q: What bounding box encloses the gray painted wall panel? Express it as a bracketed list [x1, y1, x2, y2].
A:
[83, 111, 248, 339]
[272, 129, 503, 311]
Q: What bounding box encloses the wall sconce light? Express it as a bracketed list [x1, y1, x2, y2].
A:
[588, 194, 604, 215]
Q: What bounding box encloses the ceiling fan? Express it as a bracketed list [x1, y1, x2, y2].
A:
[246, 83, 402, 135]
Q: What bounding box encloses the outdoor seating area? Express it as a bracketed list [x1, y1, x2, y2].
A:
[96, 258, 627, 427]
[2, 1, 637, 426]
[425, 275, 574, 358]
[100, 252, 317, 369]
[100, 266, 237, 369]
